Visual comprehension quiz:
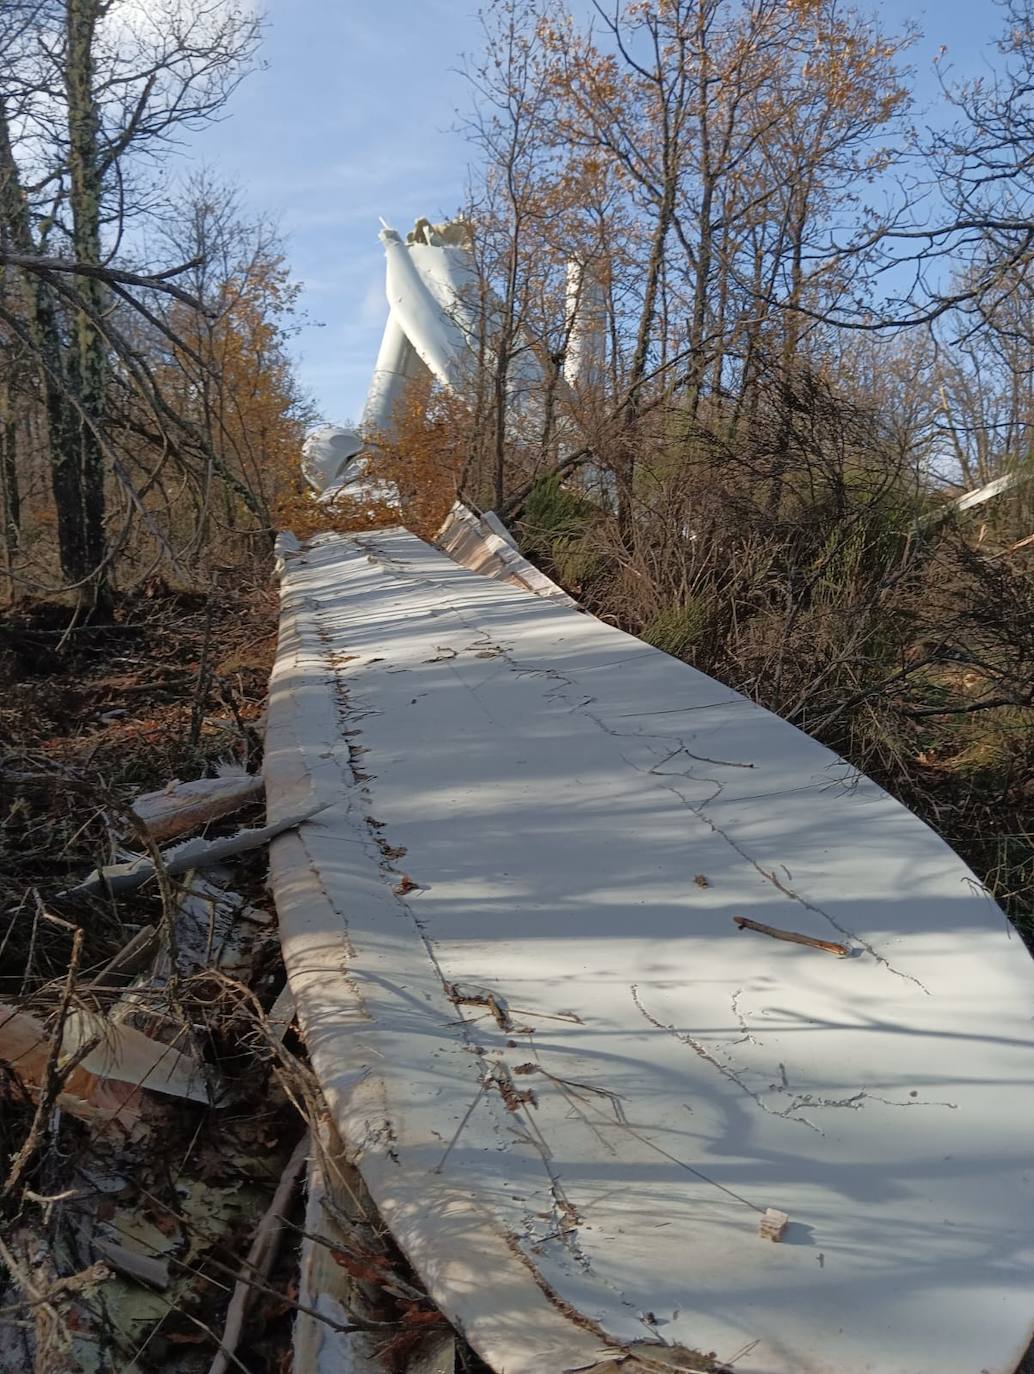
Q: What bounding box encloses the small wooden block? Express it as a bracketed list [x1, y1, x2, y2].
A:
[759, 1207, 789, 1242]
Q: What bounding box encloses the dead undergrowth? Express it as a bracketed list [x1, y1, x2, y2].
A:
[1, 581, 273, 990]
[0, 578, 290, 1372]
[0, 577, 488, 1374]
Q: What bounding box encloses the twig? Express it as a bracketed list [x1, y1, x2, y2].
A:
[0, 1233, 104, 1364]
[3, 927, 84, 1198]
[431, 1079, 487, 1174]
[151, 1214, 387, 1336]
[123, 805, 189, 1035]
[732, 916, 850, 958]
[188, 590, 217, 752]
[86, 925, 159, 988]
[0, 251, 207, 310]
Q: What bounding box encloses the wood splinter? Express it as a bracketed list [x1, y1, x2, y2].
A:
[759, 1207, 789, 1242]
[733, 915, 850, 958]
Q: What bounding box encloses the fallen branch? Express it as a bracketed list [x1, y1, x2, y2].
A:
[0, 1231, 106, 1365]
[3, 928, 88, 1197]
[131, 774, 265, 844]
[732, 916, 850, 958]
[207, 1131, 310, 1374]
[898, 694, 1033, 720]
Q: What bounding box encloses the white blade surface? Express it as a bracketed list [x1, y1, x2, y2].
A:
[265, 528, 1034, 1374]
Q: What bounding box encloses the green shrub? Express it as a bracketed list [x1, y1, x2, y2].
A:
[641, 601, 708, 660]
[518, 474, 596, 560]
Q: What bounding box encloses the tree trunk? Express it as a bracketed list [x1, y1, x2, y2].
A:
[0, 372, 18, 525]
[766, 194, 808, 517]
[0, 381, 19, 594]
[492, 209, 523, 510]
[64, 0, 110, 612]
[619, 177, 675, 541]
[0, 277, 22, 580]
[0, 98, 85, 597]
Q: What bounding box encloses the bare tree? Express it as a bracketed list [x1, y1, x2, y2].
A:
[0, 0, 260, 610]
[462, 0, 576, 508]
[804, 0, 1034, 338]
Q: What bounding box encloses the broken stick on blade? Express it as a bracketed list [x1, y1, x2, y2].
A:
[732, 916, 850, 958]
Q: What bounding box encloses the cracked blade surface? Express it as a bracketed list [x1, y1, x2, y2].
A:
[265, 527, 1034, 1374]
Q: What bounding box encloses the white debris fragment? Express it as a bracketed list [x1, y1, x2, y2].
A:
[758, 1208, 790, 1242]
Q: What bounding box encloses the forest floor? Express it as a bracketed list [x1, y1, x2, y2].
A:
[0, 576, 299, 1372]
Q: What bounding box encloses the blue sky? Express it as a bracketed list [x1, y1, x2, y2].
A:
[184, 0, 1008, 427]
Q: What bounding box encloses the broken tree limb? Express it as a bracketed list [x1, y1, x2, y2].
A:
[131, 774, 265, 844]
[208, 1130, 310, 1374]
[0, 250, 207, 309]
[732, 916, 851, 958]
[69, 800, 331, 897]
[2, 928, 89, 1201]
[0, 1230, 107, 1367]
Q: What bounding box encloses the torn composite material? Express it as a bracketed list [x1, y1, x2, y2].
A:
[265, 528, 1034, 1374]
[434, 500, 579, 608]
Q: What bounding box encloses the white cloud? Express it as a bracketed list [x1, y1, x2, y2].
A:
[102, 0, 258, 51]
[360, 275, 388, 328]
